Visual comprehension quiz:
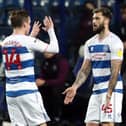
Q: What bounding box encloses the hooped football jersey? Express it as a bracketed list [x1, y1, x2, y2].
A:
[84, 32, 123, 95]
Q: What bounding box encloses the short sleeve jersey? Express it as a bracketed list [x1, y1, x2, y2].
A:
[84, 32, 123, 94]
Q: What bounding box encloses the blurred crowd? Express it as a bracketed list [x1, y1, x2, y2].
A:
[0, 0, 126, 126]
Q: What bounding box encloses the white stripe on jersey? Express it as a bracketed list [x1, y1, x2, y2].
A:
[93, 81, 123, 91]
[93, 68, 111, 77]
[6, 82, 38, 91]
[5, 67, 34, 78]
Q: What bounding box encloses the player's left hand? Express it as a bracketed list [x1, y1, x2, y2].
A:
[30, 21, 41, 37]
[42, 16, 54, 31]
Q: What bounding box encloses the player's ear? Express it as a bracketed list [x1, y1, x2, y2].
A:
[104, 18, 109, 25]
[23, 22, 27, 28]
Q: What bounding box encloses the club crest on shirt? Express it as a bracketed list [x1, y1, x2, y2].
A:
[103, 45, 109, 52]
[90, 46, 94, 52]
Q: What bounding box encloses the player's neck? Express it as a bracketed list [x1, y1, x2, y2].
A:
[13, 28, 26, 35]
[98, 28, 110, 40]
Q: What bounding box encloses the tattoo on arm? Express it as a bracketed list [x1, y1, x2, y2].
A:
[108, 60, 122, 95]
[74, 60, 91, 88]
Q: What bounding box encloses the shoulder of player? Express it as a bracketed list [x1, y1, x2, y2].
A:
[15, 35, 37, 43]
[109, 32, 122, 43]
[85, 34, 97, 45]
[2, 35, 33, 47]
[2, 35, 11, 42]
[109, 32, 123, 50]
[1, 35, 11, 46]
[3, 34, 29, 41]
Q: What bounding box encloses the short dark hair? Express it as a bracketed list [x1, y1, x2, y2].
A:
[93, 7, 112, 20]
[9, 10, 29, 28]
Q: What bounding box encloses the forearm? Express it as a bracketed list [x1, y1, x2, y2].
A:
[107, 61, 122, 96]
[73, 64, 91, 89]
[45, 28, 59, 53]
[107, 74, 118, 96]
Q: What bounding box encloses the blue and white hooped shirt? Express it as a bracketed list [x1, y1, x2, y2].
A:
[2, 35, 48, 97]
[84, 32, 123, 95]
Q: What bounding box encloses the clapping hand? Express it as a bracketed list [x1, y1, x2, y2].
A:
[42, 16, 54, 31]
[30, 21, 41, 37]
[62, 85, 77, 104]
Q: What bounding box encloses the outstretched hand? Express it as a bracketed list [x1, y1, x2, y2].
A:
[42, 16, 54, 31]
[62, 86, 77, 104]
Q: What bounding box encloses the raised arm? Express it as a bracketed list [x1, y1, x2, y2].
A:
[73, 59, 91, 89]
[29, 16, 59, 53]
[42, 16, 59, 53]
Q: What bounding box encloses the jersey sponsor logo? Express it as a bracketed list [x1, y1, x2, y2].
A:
[92, 53, 106, 60]
[89, 45, 110, 53]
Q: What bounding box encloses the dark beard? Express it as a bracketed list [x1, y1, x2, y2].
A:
[93, 24, 105, 34]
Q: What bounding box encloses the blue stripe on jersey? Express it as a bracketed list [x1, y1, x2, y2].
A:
[93, 88, 123, 94]
[6, 89, 38, 97]
[6, 75, 35, 84]
[93, 75, 110, 84]
[3, 47, 28, 54]
[92, 60, 111, 68]
[4, 59, 34, 70]
[93, 75, 122, 84]
[88, 45, 110, 53]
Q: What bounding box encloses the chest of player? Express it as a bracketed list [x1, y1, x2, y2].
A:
[88, 44, 111, 61]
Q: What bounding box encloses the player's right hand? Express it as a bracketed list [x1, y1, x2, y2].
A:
[42, 16, 54, 31]
[62, 86, 77, 104]
[30, 21, 41, 37]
